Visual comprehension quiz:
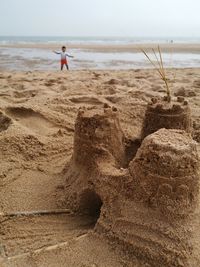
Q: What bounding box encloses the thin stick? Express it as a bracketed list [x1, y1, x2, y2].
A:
[0, 209, 71, 218]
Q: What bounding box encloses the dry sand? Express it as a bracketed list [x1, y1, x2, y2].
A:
[0, 68, 200, 266]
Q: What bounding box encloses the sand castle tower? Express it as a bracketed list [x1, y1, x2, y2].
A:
[141, 96, 191, 139]
[65, 105, 127, 215]
[129, 129, 199, 215]
[73, 105, 126, 169]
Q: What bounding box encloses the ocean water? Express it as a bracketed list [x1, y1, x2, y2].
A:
[1, 36, 200, 45]
[0, 36, 200, 70]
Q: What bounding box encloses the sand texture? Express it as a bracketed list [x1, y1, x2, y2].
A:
[0, 68, 200, 267]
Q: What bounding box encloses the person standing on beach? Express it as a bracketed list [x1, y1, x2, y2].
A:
[53, 46, 73, 70]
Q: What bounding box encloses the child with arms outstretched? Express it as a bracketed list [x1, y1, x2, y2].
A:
[53, 46, 73, 70]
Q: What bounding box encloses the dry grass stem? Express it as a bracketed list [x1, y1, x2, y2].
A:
[141, 45, 171, 102]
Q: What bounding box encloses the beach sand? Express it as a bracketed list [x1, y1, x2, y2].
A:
[0, 68, 200, 266]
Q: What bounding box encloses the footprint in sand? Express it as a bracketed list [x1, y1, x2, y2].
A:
[135, 75, 146, 79]
[92, 72, 101, 79]
[44, 78, 62, 87]
[13, 89, 37, 99]
[193, 79, 200, 88]
[10, 84, 25, 91]
[59, 85, 68, 91]
[105, 95, 122, 104]
[44, 81, 55, 87]
[104, 85, 116, 95]
[6, 107, 59, 136]
[69, 96, 104, 105]
[105, 79, 120, 85]
[151, 85, 165, 92]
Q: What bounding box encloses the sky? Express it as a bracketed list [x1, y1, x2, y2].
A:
[0, 0, 200, 37]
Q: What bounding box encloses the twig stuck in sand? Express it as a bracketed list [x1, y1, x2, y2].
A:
[141, 45, 171, 102]
[0, 209, 71, 218]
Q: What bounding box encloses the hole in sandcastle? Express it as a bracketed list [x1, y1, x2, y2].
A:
[79, 189, 103, 222]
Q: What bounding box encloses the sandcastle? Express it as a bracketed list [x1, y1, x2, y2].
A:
[65, 99, 200, 267]
[141, 96, 191, 139]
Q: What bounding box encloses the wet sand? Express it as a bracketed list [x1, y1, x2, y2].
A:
[1, 42, 200, 53]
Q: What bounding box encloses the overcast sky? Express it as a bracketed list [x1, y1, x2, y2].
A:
[0, 0, 199, 37]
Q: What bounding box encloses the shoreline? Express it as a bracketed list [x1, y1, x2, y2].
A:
[1, 43, 200, 71]
[1, 43, 200, 53]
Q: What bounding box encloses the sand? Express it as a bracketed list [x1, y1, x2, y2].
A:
[0, 68, 200, 266]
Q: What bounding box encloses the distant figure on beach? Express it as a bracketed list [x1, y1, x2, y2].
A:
[53, 46, 73, 70]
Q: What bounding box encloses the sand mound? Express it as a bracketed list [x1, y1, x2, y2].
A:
[174, 87, 197, 97]
[105, 78, 121, 85]
[0, 133, 44, 162]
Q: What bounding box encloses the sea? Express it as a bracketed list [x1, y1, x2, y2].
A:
[0, 36, 200, 71]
